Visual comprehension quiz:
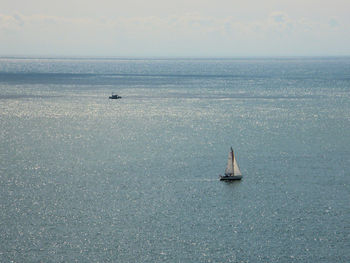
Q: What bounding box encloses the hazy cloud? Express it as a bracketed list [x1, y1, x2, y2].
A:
[328, 18, 339, 28]
[0, 14, 23, 31]
[269, 12, 289, 23]
[0, 11, 349, 56]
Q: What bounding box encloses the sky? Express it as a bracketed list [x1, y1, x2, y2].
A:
[1, 0, 349, 57]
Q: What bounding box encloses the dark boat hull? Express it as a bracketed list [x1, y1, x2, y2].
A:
[220, 175, 242, 181]
[109, 96, 121, 99]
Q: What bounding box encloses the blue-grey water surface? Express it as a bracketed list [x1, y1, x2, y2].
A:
[1, 57, 349, 262]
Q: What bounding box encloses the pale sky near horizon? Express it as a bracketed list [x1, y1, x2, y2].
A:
[1, 0, 349, 57]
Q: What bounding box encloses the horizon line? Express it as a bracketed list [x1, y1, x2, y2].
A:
[1, 55, 350, 60]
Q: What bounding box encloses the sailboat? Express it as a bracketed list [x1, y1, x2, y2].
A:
[220, 147, 242, 181]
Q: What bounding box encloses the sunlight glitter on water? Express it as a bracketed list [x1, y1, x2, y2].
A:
[1, 58, 349, 262]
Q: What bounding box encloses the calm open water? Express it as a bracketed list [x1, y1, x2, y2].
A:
[0, 57, 349, 262]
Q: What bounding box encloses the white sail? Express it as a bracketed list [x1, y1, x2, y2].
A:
[233, 155, 242, 176]
[224, 148, 242, 176]
[225, 151, 234, 175]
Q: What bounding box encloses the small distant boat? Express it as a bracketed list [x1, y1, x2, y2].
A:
[220, 147, 242, 181]
[109, 93, 122, 99]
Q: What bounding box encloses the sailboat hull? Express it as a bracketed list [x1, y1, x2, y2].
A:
[220, 175, 242, 181]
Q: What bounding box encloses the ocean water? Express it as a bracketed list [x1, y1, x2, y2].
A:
[0, 57, 349, 262]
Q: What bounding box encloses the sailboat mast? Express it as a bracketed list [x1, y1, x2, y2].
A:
[231, 147, 234, 176]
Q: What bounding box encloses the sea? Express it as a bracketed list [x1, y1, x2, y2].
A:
[0, 57, 349, 262]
